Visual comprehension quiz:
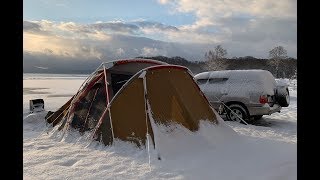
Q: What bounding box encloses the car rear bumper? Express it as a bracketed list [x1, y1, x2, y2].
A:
[209, 101, 282, 116]
[247, 103, 282, 116]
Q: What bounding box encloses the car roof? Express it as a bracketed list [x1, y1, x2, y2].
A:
[194, 69, 273, 80]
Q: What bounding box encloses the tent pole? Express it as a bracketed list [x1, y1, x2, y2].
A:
[140, 71, 161, 161]
[63, 72, 105, 137]
[81, 88, 99, 133]
[63, 69, 104, 136]
[141, 71, 152, 169]
[73, 63, 103, 103]
[103, 64, 115, 143]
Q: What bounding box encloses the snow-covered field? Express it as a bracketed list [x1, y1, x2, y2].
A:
[23, 73, 297, 180]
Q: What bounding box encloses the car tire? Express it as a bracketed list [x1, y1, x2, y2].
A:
[252, 115, 263, 120]
[276, 88, 290, 107]
[226, 104, 248, 123]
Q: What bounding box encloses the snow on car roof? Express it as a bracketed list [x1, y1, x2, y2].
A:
[195, 70, 277, 95]
[195, 69, 274, 80]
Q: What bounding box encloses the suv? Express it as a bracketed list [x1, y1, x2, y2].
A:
[194, 70, 289, 122]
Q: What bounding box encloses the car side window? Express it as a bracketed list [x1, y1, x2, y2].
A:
[196, 79, 208, 85]
[208, 78, 228, 84]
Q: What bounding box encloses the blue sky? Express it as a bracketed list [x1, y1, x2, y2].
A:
[24, 0, 195, 25]
[23, 0, 297, 68]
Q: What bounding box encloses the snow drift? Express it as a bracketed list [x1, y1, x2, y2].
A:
[23, 73, 297, 180]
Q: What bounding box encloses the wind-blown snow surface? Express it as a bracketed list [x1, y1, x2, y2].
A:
[23, 74, 297, 180]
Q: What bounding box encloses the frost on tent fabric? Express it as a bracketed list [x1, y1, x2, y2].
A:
[45, 59, 218, 149]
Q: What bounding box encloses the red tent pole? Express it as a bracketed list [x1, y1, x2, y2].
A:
[87, 65, 115, 144]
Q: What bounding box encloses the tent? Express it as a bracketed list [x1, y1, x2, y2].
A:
[46, 59, 218, 147]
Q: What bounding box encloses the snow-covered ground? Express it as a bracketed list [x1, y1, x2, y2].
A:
[23, 74, 297, 180]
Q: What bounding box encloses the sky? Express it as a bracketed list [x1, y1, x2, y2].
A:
[23, 0, 297, 73]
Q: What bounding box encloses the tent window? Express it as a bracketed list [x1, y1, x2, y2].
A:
[111, 73, 133, 94]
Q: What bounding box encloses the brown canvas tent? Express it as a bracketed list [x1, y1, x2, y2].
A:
[46, 59, 218, 147]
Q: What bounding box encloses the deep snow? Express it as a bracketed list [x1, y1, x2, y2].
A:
[23, 74, 297, 180]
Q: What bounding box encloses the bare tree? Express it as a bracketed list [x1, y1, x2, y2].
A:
[268, 46, 288, 78]
[291, 69, 297, 80]
[205, 45, 227, 71]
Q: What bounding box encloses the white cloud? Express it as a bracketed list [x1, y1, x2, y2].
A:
[158, 0, 170, 4]
[141, 47, 167, 56]
[161, 0, 296, 34]
[163, 0, 296, 20]
[116, 48, 125, 56]
[23, 21, 41, 32]
[156, 0, 296, 53]
[23, 17, 296, 60]
[23, 32, 103, 59]
[24, 0, 297, 59]
[56, 22, 80, 32]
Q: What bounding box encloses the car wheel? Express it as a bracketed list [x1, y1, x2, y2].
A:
[252, 115, 263, 120]
[226, 104, 248, 123]
[276, 88, 290, 107]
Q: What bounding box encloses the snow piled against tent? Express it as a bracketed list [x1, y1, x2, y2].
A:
[23, 74, 296, 180]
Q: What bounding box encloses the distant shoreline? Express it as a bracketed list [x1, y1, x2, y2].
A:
[23, 73, 90, 76]
[23, 73, 90, 80]
[23, 72, 90, 75]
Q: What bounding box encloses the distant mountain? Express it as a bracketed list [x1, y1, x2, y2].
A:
[139, 56, 297, 78]
[24, 53, 297, 78]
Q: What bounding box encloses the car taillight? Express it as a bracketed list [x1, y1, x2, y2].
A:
[259, 95, 268, 104]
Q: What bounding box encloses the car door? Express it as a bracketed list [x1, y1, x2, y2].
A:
[204, 77, 228, 109]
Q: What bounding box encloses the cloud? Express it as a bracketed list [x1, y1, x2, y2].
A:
[23, 21, 41, 32]
[229, 17, 297, 43]
[156, 0, 296, 54]
[141, 47, 167, 56]
[161, 0, 296, 21]
[157, 0, 170, 4]
[23, 0, 297, 59]
[23, 16, 296, 68]
[116, 48, 125, 56]
[23, 32, 103, 59]
[56, 22, 88, 33]
[22, 19, 225, 45]
[23, 1, 296, 74]
[136, 21, 179, 32]
[90, 22, 140, 35]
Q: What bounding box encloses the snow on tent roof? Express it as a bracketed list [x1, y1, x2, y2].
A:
[45, 59, 218, 151]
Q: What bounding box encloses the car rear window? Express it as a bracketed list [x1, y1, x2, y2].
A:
[196, 79, 208, 85]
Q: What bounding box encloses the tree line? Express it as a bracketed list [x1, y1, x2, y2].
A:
[138, 45, 297, 79]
